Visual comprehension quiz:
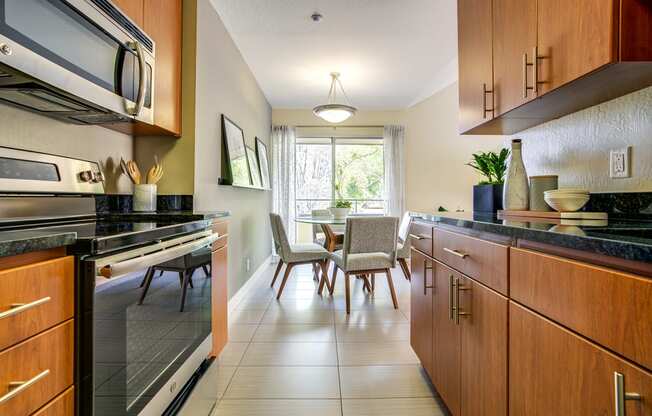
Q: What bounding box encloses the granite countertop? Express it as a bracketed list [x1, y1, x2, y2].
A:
[411, 211, 652, 264]
[0, 230, 77, 258]
[98, 210, 231, 222]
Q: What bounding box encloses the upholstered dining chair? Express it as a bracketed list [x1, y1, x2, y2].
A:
[396, 212, 412, 280]
[269, 213, 331, 299]
[328, 216, 399, 314]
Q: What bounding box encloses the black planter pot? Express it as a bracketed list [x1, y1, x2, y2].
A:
[473, 184, 504, 214]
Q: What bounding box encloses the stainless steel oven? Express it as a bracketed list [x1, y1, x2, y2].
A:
[0, 0, 154, 125]
[79, 230, 218, 415]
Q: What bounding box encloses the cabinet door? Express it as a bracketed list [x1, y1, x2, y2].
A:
[493, 0, 537, 115]
[510, 302, 652, 415]
[459, 276, 508, 416]
[410, 249, 433, 378]
[458, 0, 494, 133]
[112, 0, 144, 27]
[143, 0, 182, 136]
[211, 244, 228, 357]
[433, 262, 461, 415]
[537, 0, 618, 94]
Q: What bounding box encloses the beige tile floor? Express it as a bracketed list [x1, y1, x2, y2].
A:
[180, 262, 446, 416]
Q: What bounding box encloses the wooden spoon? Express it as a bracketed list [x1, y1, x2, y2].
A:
[127, 160, 141, 185]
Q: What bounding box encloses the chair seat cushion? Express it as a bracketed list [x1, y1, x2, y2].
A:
[397, 241, 411, 259]
[286, 243, 330, 263]
[331, 250, 393, 272]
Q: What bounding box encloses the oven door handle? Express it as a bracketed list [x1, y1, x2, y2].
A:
[97, 233, 218, 278]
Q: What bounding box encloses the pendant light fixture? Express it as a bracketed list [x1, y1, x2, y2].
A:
[313, 72, 357, 123]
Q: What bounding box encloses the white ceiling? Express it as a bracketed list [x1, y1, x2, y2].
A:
[210, 0, 458, 110]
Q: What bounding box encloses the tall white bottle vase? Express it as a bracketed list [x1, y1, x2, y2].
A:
[503, 139, 529, 210]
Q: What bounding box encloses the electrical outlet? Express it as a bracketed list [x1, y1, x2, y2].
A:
[610, 146, 631, 178]
[245, 257, 251, 272]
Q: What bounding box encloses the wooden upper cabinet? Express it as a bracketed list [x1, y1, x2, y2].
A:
[410, 250, 433, 378]
[510, 302, 652, 416]
[492, 0, 537, 115]
[457, 0, 494, 133]
[111, 0, 144, 27]
[537, 0, 618, 94]
[460, 276, 508, 416]
[140, 0, 182, 136]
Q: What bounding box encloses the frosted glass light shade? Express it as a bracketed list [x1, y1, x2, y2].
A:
[312, 104, 357, 123]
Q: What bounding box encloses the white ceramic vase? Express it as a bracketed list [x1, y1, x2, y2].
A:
[329, 207, 350, 219]
[502, 139, 529, 210]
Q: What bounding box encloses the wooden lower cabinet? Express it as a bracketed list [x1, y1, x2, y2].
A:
[410, 249, 433, 377]
[510, 302, 652, 415]
[33, 387, 74, 416]
[432, 262, 462, 415]
[211, 244, 228, 357]
[459, 276, 508, 416]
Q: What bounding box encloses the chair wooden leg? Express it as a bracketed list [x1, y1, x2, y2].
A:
[139, 267, 154, 287]
[329, 265, 338, 295]
[276, 263, 294, 300]
[312, 262, 320, 282]
[371, 273, 375, 291]
[271, 261, 284, 287]
[178, 271, 184, 287]
[158, 270, 164, 277]
[138, 267, 155, 305]
[180, 270, 191, 312]
[345, 272, 351, 314]
[202, 264, 210, 277]
[318, 260, 331, 295]
[188, 269, 194, 288]
[386, 268, 399, 309]
[398, 258, 411, 281]
[362, 275, 372, 293]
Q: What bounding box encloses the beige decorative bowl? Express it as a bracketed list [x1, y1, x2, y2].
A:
[544, 188, 589, 196]
[544, 194, 590, 212]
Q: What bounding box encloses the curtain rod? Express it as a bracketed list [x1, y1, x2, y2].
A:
[296, 125, 384, 128]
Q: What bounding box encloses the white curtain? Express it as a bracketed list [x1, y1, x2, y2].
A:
[271, 125, 296, 245]
[384, 125, 406, 218]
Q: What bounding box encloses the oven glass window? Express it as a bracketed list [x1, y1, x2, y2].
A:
[0, 157, 59, 181]
[0, 0, 134, 96]
[92, 248, 212, 415]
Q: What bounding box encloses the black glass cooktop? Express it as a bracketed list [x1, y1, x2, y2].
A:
[0, 217, 211, 255]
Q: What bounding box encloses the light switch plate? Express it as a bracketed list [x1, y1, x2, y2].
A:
[610, 146, 631, 178]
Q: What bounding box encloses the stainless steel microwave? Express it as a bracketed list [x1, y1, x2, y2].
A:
[0, 0, 154, 125]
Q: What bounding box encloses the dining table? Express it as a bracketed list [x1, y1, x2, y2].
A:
[295, 215, 346, 252]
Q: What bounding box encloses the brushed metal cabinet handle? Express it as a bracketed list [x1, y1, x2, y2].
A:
[409, 233, 431, 241]
[456, 280, 471, 325]
[443, 247, 469, 259]
[0, 369, 50, 404]
[482, 83, 494, 119]
[0, 297, 51, 320]
[449, 274, 456, 320]
[614, 372, 642, 416]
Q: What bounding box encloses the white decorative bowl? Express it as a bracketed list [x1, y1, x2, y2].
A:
[329, 207, 350, 219]
[544, 188, 589, 196]
[544, 194, 589, 212]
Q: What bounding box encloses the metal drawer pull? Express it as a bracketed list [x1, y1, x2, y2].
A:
[0, 297, 51, 320]
[0, 369, 50, 404]
[409, 233, 430, 241]
[449, 274, 456, 320]
[614, 372, 641, 416]
[443, 247, 469, 259]
[455, 279, 471, 325]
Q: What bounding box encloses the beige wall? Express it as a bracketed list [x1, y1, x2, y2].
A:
[518, 86, 652, 192]
[194, 0, 272, 297]
[404, 83, 505, 212]
[0, 104, 133, 194]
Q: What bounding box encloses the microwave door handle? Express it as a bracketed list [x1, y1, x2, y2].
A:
[97, 234, 218, 278]
[126, 40, 146, 116]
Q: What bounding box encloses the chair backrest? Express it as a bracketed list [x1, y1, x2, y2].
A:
[397, 212, 411, 243]
[269, 213, 291, 261]
[343, 216, 399, 266]
[311, 209, 331, 238]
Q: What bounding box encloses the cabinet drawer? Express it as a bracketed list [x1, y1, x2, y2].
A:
[33, 386, 74, 416]
[510, 302, 652, 415]
[0, 256, 74, 350]
[433, 228, 508, 295]
[0, 321, 74, 416]
[408, 222, 433, 256]
[511, 247, 652, 370]
[212, 220, 229, 237]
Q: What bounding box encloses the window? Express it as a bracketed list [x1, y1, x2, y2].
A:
[295, 137, 385, 226]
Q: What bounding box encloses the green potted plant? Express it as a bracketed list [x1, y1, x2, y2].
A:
[467, 148, 509, 213]
[330, 199, 352, 219]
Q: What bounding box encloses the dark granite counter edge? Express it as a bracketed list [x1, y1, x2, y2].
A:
[0, 232, 77, 258]
[411, 212, 652, 264]
[98, 211, 231, 222]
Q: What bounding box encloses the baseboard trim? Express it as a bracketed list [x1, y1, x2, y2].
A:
[228, 255, 273, 312]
